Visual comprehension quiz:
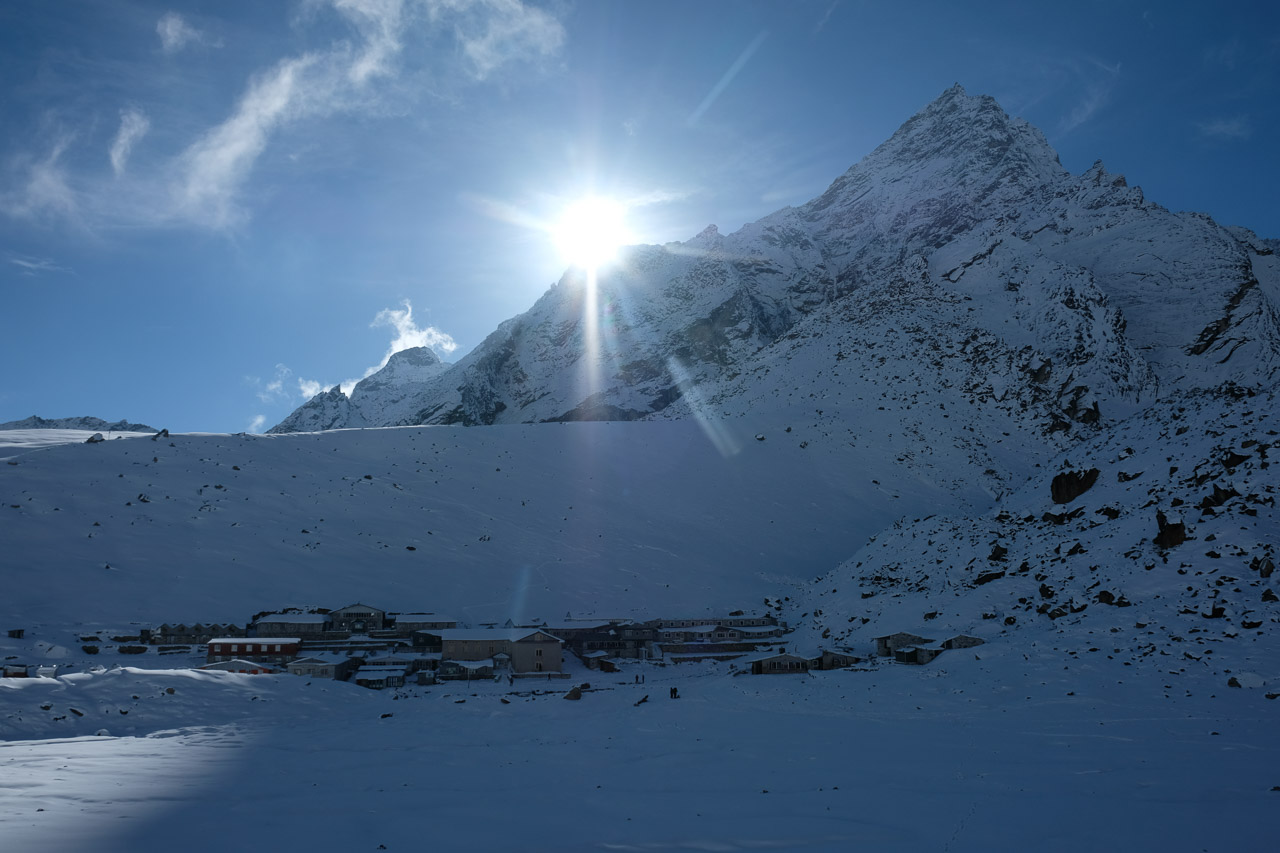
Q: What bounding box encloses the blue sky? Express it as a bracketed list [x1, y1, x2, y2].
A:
[2, 0, 1276, 433]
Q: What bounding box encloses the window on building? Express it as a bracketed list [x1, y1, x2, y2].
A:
[535, 648, 543, 656]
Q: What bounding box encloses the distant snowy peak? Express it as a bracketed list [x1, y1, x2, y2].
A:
[0, 415, 157, 432]
[267, 347, 451, 434]
[352, 347, 447, 398]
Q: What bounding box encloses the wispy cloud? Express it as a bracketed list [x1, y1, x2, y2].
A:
[249, 363, 297, 404]
[157, 12, 217, 54]
[176, 54, 319, 227]
[1198, 116, 1252, 140]
[5, 1, 568, 233]
[172, 0, 564, 228]
[336, 299, 456, 392]
[429, 0, 566, 81]
[371, 299, 458, 363]
[7, 253, 70, 276]
[337, 0, 406, 84]
[298, 378, 328, 398]
[1058, 58, 1121, 135]
[0, 135, 79, 223]
[248, 414, 267, 432]
[813, 2, 839, 36]
[109, 108, 150, 176]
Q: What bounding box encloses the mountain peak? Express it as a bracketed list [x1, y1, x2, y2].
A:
[385, 346, 443, 368]
[876, 85, 1063, 184]
[802, 86, 1066, 244]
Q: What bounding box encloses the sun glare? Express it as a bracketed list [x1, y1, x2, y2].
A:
[552, 196, 631, 271]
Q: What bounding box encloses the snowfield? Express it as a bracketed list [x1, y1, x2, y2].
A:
[3, 653, 1276, 853]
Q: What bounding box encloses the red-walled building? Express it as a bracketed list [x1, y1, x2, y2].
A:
[206, 637, 301, 664]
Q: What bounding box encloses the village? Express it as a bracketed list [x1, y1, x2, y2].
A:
[3, 603, 985, 690]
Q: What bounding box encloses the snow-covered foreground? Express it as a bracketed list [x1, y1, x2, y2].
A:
[3, 654, 1275, 853]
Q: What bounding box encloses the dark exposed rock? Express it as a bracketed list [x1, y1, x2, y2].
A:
[1222, 451, 1250, 470]
[973, 570, 1006, 586]
[1043, 506, 1085, 525]
[1154, 510, 1187, 549]
[1199, 485, 1241, 510]
[1051, 468, 1100, 504]
[1251, 556, 1275, 579]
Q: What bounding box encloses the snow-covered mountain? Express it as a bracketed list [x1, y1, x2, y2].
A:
[269, 346, 450, 433]
[272, 84, 1279, 454]
[0, 415, 156, 432]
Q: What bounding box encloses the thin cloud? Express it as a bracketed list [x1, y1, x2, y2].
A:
[249, 363, 296, 404]
[157, 12, 216, 54]
[110, 108, 150, 176]
[248, 414, 267, 433]
[7, 254, 70, 276]
[625, 188, 695, 208]
[4, 1, 569, 233]
[813, 2, 839, 36]
[175, 54, 319, 228]
[372, 299, 458, 362]
[1058, 59, 1120, 135]
[298, 378, 328, 398]
[1198, 116, 1251, 140]
[0, 136, 79, 223]
[429, 0, 566, 81]
[337, 0, 406, 84]
[172, 0, 564, 229]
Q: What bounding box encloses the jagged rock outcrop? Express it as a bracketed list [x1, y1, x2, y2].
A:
[1051, 469, 1101, 504]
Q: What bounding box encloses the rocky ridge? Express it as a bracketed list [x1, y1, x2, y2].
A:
[0, 415, 157, 433]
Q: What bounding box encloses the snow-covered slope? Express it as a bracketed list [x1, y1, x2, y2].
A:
[789, 384, 1278, 690]
[0, 420, 942, 626]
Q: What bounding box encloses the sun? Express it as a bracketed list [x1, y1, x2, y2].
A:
[552, 196, 631, 271]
